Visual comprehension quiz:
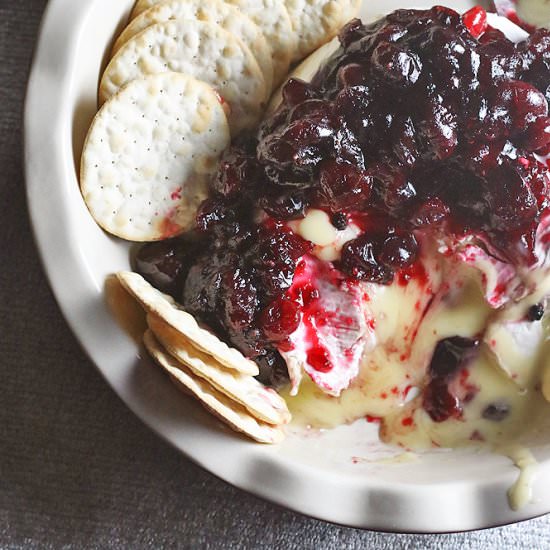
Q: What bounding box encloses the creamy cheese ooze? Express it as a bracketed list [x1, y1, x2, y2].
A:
[276, 16, 550, 454]
[517, 0, 550, 29]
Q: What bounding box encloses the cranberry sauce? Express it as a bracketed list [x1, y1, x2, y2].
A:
[136, 7, 550, 387]
[259, 6, 550, 267]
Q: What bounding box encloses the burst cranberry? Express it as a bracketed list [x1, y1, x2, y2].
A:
[135, 238, 197, 297]
[423, 337, 479, 422]
[462, 6, 488, 39]
[423, 381, 462, 423]
[317, 159, 372, 210]
[337, 63, 367, 88]
[282, 78, 317, 107]
[379, 234, 418, 268]
[371, 42, 422, 87]
[418, 98, 458, 160]
[521, 116, 550, 150]
[340, 233, 394, 284]
[259, 298, 301, 342]
[411, 197, 450, 227]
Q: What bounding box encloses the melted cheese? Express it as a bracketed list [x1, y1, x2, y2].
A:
[289, 208, 361, 262]
[517, 0, 550, 29]
[285, 257, 550, 455]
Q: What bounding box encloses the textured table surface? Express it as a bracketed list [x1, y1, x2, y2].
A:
[2, 1, 550, 548]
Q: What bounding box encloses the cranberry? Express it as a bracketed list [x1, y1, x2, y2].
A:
[423, 336, 479, 422]
[527, 303, 545, 321]
[259, 298, 301, 342]
[391, 116, 420, 167]
[331, 212, 348, 230]
[340, 233, 395, 284]
[256, 350, 290, 388]
[482, 401, 510, 421]
[282, 78, 317, 107]
[135, 238, 198, 297]
[371, 42, 422, 87]
[411, 197, 450, 227]
[258, 191, 309, 220]
[379, 234, 418, 268]
[370, 162, 416, 210]
[418, 97, 458, 160]
[423, 381, 462, 423]
[338, 18, 366, 48]
[317, 159, 372, 210]
[289, 99, 331, 122]
[213, 138, 259, 197]
[462, 6, 487, 39]
[521, 116, 550, 151]
[337, 63, 367, 88]
[196, 195, 233, 232]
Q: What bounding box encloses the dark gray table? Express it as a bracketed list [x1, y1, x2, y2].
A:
[2, 1, 550, 547]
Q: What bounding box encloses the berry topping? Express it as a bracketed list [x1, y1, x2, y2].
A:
[136, 8, 550, 386]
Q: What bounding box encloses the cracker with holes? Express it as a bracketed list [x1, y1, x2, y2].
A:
[285, 0, 361, 61]
[113, 0, 274, 93]
[117, 271, 259, 375]
[223, 0, 297, 86]
[147, 313, 291, 425]
[144, 331, 285, 443]
[80, 72, 229, 241]
[100, 19, 268, 134]
[131, 0, 161, 19]
[81, 72, 229, 241]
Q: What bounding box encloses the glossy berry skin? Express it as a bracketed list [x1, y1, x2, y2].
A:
[423, 337, 480, 422]
[462, 6, 488, 38]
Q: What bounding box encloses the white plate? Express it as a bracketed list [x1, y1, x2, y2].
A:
[24, 0, 550, 532]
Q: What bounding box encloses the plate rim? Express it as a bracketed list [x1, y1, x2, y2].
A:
[24, 0, 550, 532]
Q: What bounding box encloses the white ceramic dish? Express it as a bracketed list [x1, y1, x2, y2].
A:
[25, 0, 550, 532]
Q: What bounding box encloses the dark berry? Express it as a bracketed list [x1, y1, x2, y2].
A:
[317, 159, 372, 210]
[340, 233, 394, 284]
[482, 401, 510, 421]
[423, 337, 479, 422]
[259, 298, 301, 342]
[379, 234, 418, 268]
[331, 212, 348, 230]
[135, 238, 198, 297]
[371, 42, 423, 87]
[527, 303, 545, 321]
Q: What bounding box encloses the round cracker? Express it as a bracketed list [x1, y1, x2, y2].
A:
[224, 0, 296, 86]
[117, 271, 260, 376]
[114, 0, 274, 93]
[81, 72, 230, 241]
[130, 0, 160, 20]
[129, 0, 295, 86]
[147, 313, 291, 425]
[285, 0, 361, 61]
[144, 330, 285, 443]
[100, 19, 268, 134]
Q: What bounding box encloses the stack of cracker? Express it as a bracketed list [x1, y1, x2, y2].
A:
[80, 0, 362, 242]
[118, 271, 291, 443]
